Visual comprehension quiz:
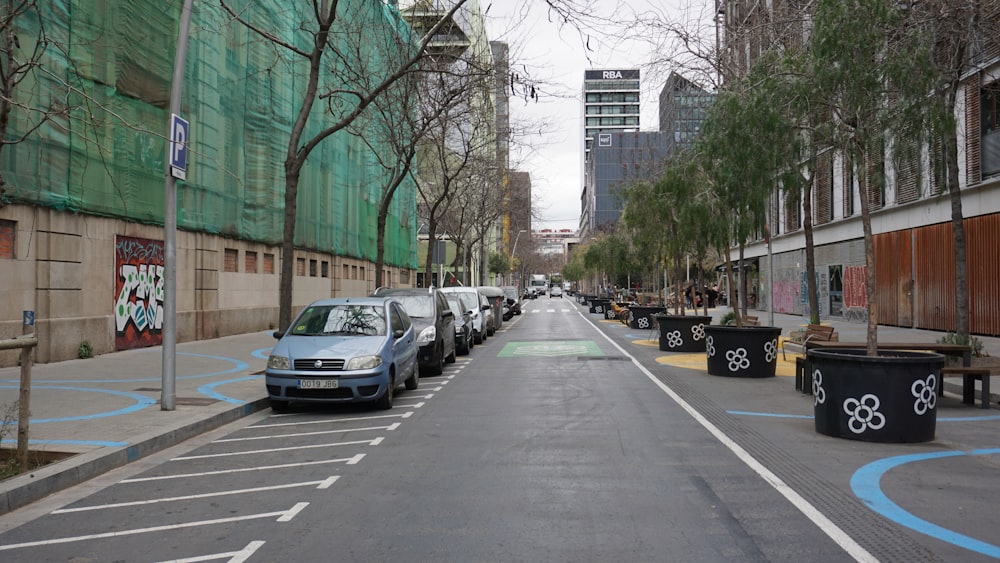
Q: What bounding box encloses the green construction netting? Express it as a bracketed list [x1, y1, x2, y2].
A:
[3, 0, 418, 269]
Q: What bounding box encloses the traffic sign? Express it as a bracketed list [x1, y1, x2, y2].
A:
[169, 113, 189, 180]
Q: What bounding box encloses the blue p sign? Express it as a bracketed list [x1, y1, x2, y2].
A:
[169, 113, 189, 180]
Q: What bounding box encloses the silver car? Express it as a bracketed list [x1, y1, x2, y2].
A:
[265, 297, 419, 411]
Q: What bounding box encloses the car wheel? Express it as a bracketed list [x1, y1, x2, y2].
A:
[458, 336, 470, 355]
[376, 375, 395, 410]
[474, 329, 484, 344]
[404, 364, 419, 390]
[269, 398, 289, 413]
[446, 343, 457, 363]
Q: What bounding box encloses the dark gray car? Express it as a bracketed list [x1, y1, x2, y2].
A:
[373, 287, 456, 375]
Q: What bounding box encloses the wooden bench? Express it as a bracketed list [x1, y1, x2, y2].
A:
[783, 324, 836, 361]
[940, 366, 992, 409]
[743, 315, 760, 326]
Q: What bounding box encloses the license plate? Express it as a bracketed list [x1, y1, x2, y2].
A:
[298, 379, 338, 389]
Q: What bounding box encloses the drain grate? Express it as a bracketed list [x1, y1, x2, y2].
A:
[158, 397, 220, 406]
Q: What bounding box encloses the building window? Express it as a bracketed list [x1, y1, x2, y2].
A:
[352, 265, 358, 280]
[343, 264, 350, 279]
[296, 258, 306, 276]
[309, 259, 317, 277]
[980, 80, 1000, 176]
[359, 266, 365, 281]
[321, 261, 329, 278]
[224, 248, 238, 272]
[0, 219, 14, 259]
[245, 251, 257, 273]
[263, 253, 275, 274]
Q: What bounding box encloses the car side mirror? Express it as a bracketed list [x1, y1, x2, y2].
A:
[443, 309, 454, 318]
[394, 329, 405, 339]
[272, 330, 285, 339]
[482, 304, 491, 310]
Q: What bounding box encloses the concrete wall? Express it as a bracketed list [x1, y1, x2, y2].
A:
[0, 205, 412, 366]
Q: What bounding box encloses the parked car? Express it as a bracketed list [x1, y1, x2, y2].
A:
[550, 285, 564, 298]
[477, 286, 505, 334]
[440, 286, 489, 344]
[373, 287, 456, 375]
[444, 293, 474, 356]
[265, 297, 419, 411]
[501, 286, 522, 318]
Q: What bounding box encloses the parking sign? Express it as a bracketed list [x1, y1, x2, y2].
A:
[169, 113, 189, 180]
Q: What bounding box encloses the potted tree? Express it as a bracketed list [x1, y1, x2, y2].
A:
[796, 0, 945, 441]
[695, 68, 784, 378]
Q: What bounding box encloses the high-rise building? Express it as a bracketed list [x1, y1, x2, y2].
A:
[580, 69, 641, 237]
[582, 69, 641, 163]
[658, 72, 714, 155]
[581, 131, 671, 238]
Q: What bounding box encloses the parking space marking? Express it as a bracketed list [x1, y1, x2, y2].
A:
[256, 411, 413, 428]
[52, 477, 339, 514]
[155, 540, 265, 563]
[121, 455, 366, 483]
[0, 503, 309, 552]
[172, 437, 383, 461]
[214, 423, 400, 443]
[497, 340, 603, 357]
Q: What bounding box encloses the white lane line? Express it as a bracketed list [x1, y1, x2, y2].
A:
[0, 504, 308, 552]
[52, 478, 339, 514]
[583, 312, 877, 563]
[121, 454, 366, 483]
[214, 423, 399, 443]
[392, 401, 425, 408]
[256, 412, 412, 429]
[155, 540, 265, 563]
[172, 438, 381, 461]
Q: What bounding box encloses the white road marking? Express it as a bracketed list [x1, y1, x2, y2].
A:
[392, 401, 425, 408]
[171, 438, 381, 461]
[584, 312, 878, 563]
[256, 412, 412, 429]
[121, 454, 366, 483]
[214, 423, 399, 443]
[52, 478, 339, 514]
[0, 504, 308, 551]
[155, 539, 265, 563]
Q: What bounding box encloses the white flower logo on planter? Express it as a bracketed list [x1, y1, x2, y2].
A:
[813, 369, 826, 406]
[691, 324, 706, 341]
[637, 317, 650, 329]
[764, 339, 778, 362]
[911, 374, 937, 415]
[595, 306, 604, 314]
[706, 336, 715, 357]
[843, 394, 886, 434]
[725, 348, 751, 371]
[666, 330, 684, 348]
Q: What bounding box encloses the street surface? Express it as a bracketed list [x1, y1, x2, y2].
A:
[0, 295, 997, 561]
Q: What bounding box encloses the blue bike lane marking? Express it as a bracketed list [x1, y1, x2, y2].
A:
[852, 450, 1000, 558]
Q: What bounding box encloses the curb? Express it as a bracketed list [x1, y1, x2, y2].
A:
[0, 397, 270, 516]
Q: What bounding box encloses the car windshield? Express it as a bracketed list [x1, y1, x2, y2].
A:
[394, 295, 433, 318]
[445, 296, 464, 317]
[290, 305, 386, 336]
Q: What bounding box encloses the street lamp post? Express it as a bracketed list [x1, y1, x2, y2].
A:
[510, 229, 527, 286]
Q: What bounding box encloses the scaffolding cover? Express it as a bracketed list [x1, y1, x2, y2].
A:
[3, 0, 419, 269]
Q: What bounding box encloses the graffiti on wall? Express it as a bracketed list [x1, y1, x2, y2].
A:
[772, 271, 799, 314]
[843, 265, 867, 308]
[115, 235, 165, 350]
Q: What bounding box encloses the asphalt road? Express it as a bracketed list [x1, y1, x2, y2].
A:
[0, 295, 993, 561]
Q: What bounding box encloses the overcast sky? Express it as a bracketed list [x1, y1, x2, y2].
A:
[484, 0, 694, 232]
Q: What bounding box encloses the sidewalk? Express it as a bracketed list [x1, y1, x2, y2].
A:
[0, 312, 997, 516]
[0, 331, 275, 514]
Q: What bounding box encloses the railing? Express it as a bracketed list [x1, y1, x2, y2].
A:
[0, 315, 38, 468]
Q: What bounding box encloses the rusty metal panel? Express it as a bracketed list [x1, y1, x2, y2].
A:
[913, 223, 955, 331]
[874, 229, 912, 327]
[967, 213, 1000, 335]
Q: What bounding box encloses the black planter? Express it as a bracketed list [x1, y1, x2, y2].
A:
[655, 314, 712, 352]
[809, 348, 944, 443]
[704, 325, 782, 378]
[589, 298, 611, 315]
[628, 306, 666, 329]
[579, 293, 595, 304]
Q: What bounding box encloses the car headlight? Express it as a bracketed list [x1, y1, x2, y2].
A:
[417, 325, 436, 345]
[346, 355, 383, 370]
[267, 355, 290, 370]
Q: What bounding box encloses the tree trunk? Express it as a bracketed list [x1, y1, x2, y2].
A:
[943, 87, 970, 338]
[803, 154, 820, 324]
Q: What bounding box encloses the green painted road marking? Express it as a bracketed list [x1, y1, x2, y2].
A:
[498, 341, 603, 357]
